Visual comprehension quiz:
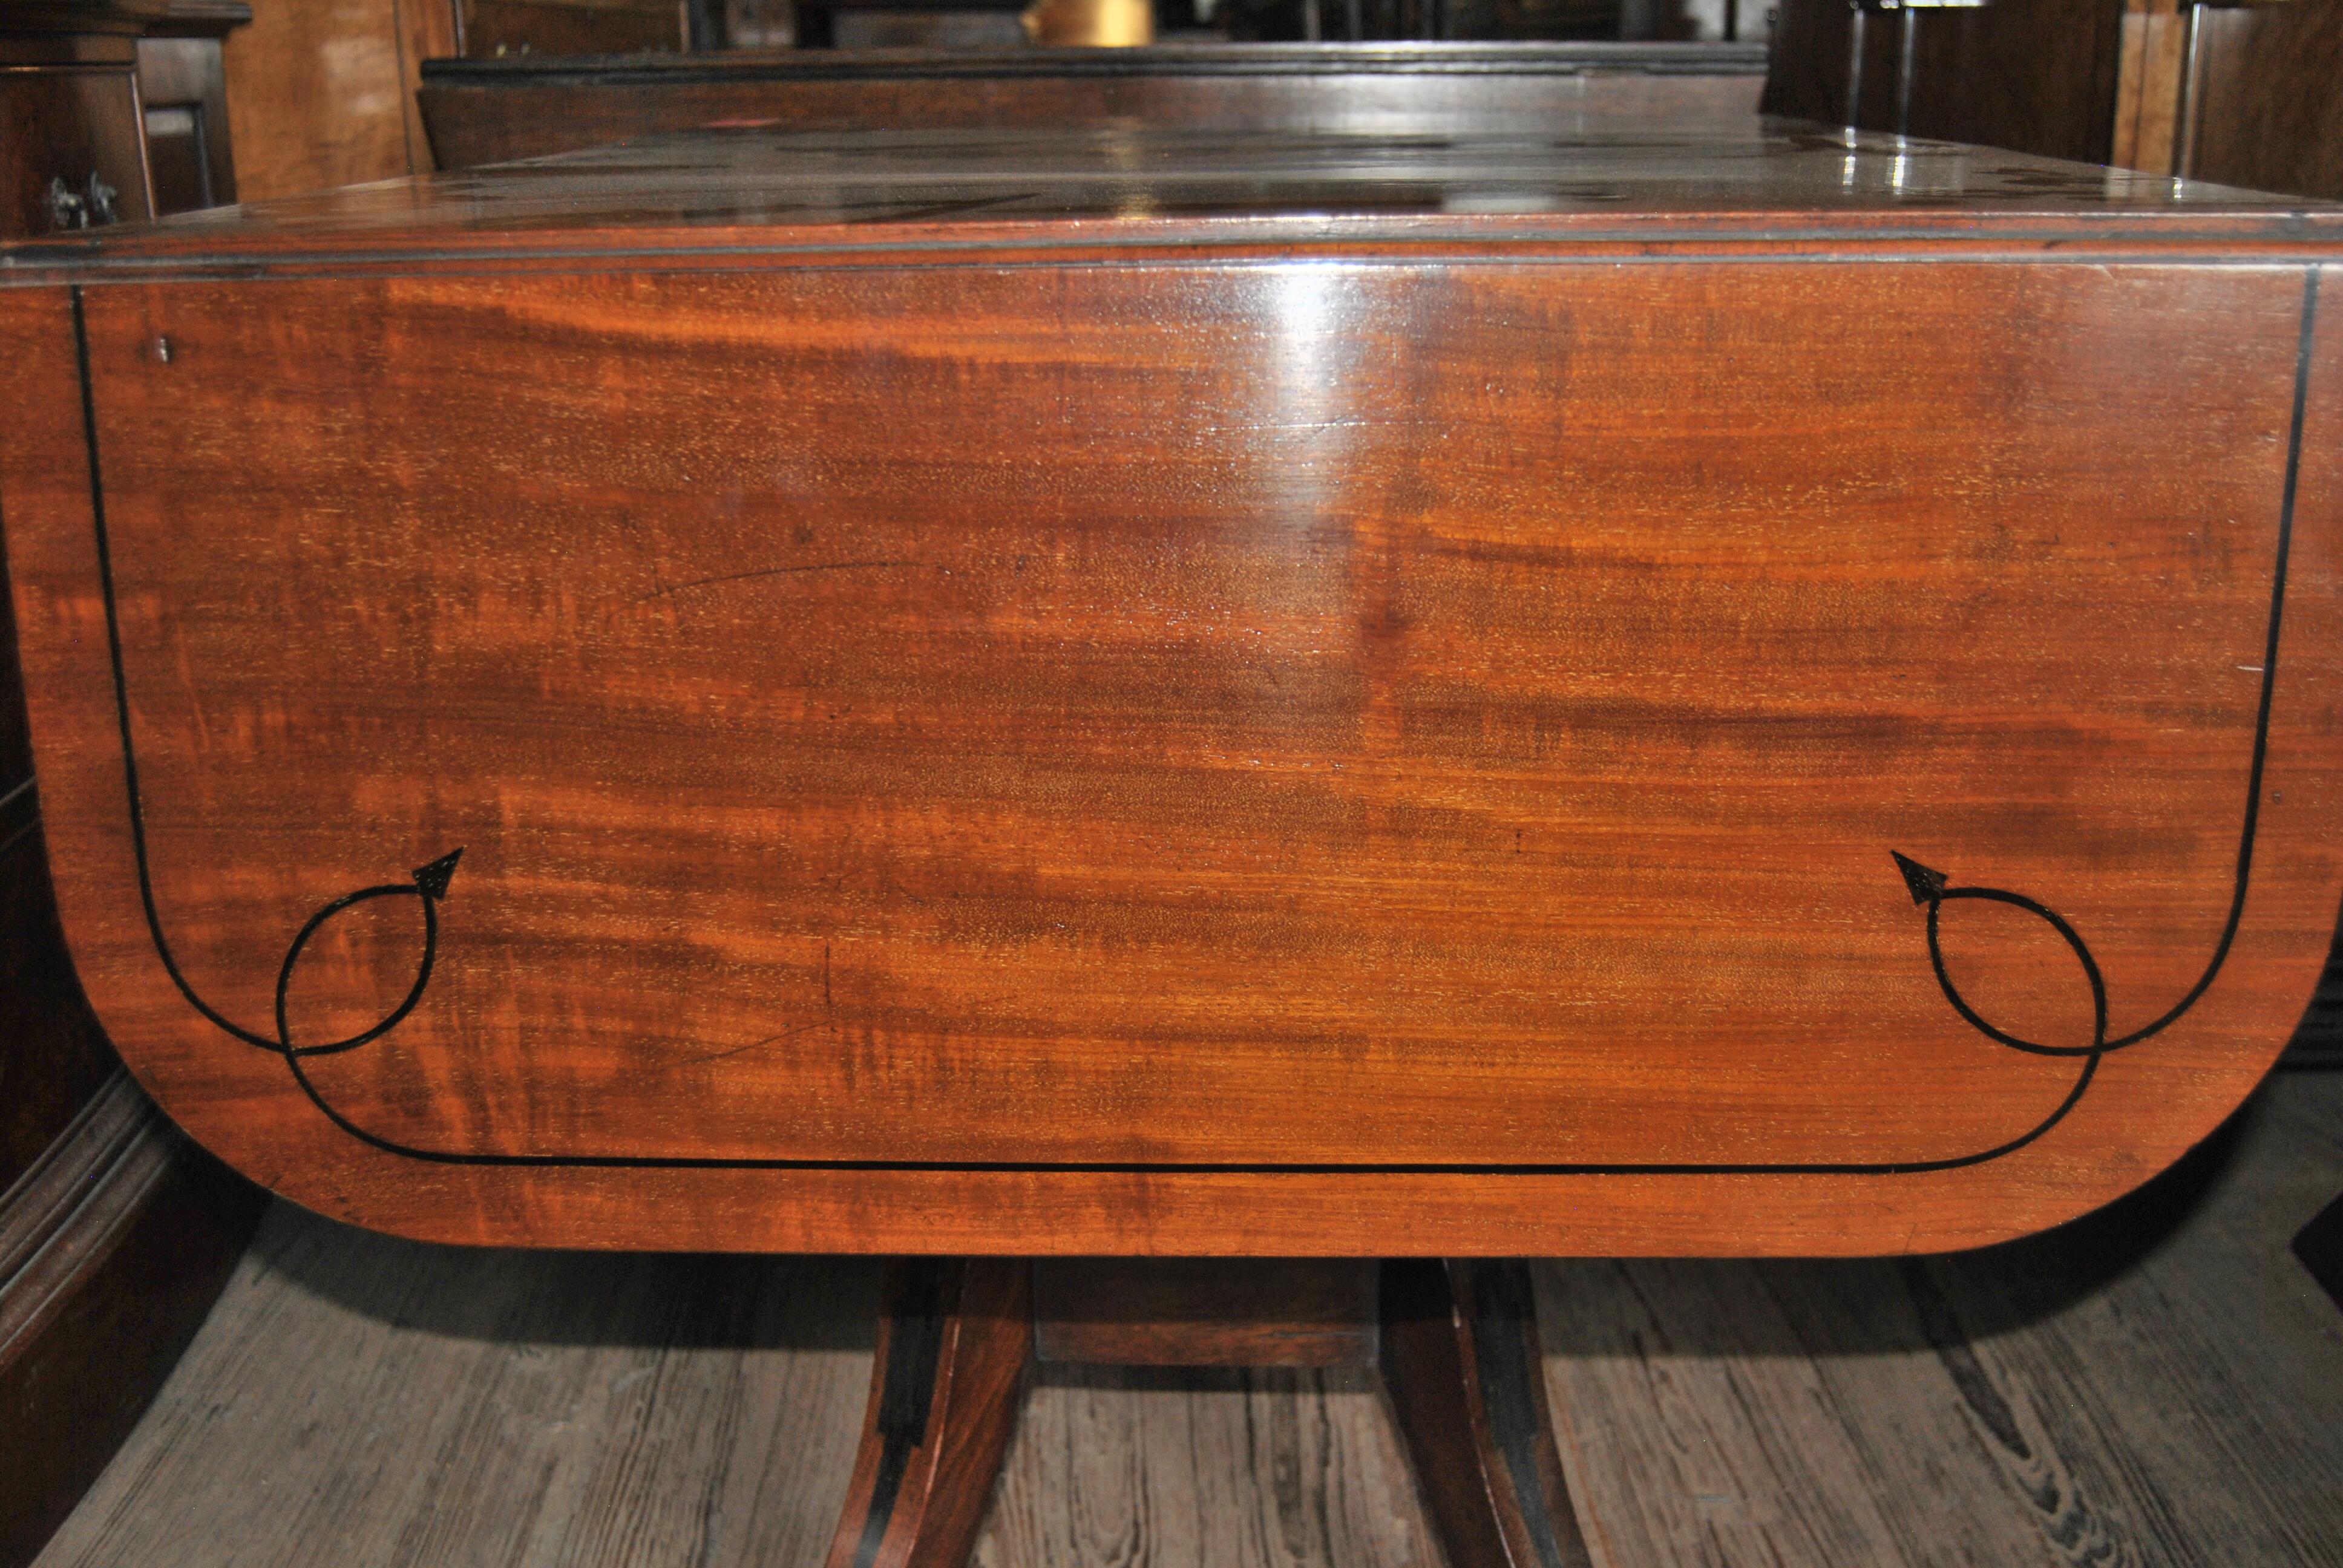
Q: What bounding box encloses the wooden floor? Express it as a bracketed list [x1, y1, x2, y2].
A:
[38, 1071, 2343, 1568]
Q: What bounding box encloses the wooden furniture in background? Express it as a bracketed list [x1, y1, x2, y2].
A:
[0, 14, 263, 1555]
[1761, 0, 2132, 162]
[0, 13, 147, 242]
[215, 0, 697, 202]
[457, 0, 684, 57]
[1762, 0, 2340, 198]
[0, 0, 249, 238]
[416, 40, 1768, 167]
[2174, 0, 2343, 199]
[131, 3, 245, 214]
[792, 0, 1031, 51]
[0, 1076, 261, 1568]
[2100, 0, 2333, 188]
[2, 125, 2339, 1261]
[218, 0, 454, 199]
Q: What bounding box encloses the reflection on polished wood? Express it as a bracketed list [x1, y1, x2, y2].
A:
[2183, 0, 2343, 200]
[1763, 0, 2129, 163]
[415, 41, 1769, 168]
[218, 0, 453, 201]
[2, 126, 2341, 1258]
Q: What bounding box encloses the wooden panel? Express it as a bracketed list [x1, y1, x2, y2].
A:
[460, 0, 682, 56]
[1762, 0, 2127, 165]
[218, 0, 429, 199]
[1034, 1261, 1378, 1367]
[1752, 0, 1848, 132]
[133, 36, 236, 213]
[0, 66, 150, 239]
[3, 132, 2342, 1256]
[1913, 0, 2127, 163]
[2111, 1, 2187, 175]
[416, 42, 1766, 168]
[2185, 0, 2343, 202]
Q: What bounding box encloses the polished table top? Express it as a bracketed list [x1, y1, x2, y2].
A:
[7, 122, 2341, 280]
[4, 128, 2342, 1256]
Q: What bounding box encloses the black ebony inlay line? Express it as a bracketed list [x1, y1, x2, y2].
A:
[71, 267, 2321, 1179]
[1895, 267, 2317, 1065]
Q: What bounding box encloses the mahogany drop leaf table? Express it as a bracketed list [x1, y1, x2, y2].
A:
[4, 123, 2341, 1568]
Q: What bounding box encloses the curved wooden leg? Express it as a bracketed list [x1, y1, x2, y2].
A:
[1380, 1259, 1594, 1568]
[825, 1258, 1032, 1568]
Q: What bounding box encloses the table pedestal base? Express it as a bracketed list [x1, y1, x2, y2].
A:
[823, 1257, 1592, 1568]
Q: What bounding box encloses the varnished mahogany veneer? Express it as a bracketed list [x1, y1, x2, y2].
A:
[1033, 1258, 1380, 1367]
[2, 125, 2341, 1256]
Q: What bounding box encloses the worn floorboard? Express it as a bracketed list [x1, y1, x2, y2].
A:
[36, 1073, 2343, 1568]
[34, 1235, 877, 1568]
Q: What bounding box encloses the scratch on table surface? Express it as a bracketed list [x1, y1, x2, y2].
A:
[675, 1018, 830, 1067]
[635, 559, 922, 603]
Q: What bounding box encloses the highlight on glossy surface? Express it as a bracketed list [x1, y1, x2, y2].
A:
[1, 129, 2339, 1256]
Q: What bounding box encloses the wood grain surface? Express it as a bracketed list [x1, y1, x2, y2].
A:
[2186, 0, 2343, 203]
[827, 1258, 1032, 1568]
[37, 1231, 880, 1568]
[32, 1070, 2343, 1567]
[1033, 1259, 1379, 1368]
[217, 0, 451, 202]
[4, 130, 2342, 1255]
[1762, 0, 2126, 163]
[1539, 1071, 2343, 1568]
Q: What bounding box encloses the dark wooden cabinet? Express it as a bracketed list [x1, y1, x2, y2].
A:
[134, 22, 241, 214]
[1763, 0, 2343, 203]
[0, 49, 151, 238]
[0, 0, 249, 241]
[1761, 0, 2131, 164]
[2180, 0, 2343, 201]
